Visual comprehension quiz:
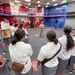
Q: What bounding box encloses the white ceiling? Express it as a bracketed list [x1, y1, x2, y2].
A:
[0, 0, 75, 7]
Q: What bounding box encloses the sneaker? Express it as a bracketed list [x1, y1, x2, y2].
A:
[66, 69, 73, 74]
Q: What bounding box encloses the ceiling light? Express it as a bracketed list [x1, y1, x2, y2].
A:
[28, 3, 31, 5]
[25, 0, 31, 2]
[38, 4, 41, 7]
[46, 2, 49, 5]
[15, 0, 20, 3]
[18, 4, 22, 6]
[54, 3, 57, 6]
[46, 6, 48, 8]
[37, 1, 40, 4]
[53, 0, 56, 2]
[62, 0, 67, 3]
[10, 2, 14, 5]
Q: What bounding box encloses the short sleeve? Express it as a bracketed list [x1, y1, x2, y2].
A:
[37, 48, 45, 61]
[24, 44, 33, 56]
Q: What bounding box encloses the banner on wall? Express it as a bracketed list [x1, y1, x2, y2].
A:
[10, 5, 19, 15]
[44, 3, 68, 27]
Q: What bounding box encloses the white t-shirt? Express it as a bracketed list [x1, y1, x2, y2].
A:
[23, 28, 28, 39]
[37, 42, 60, 67]
[9, 42, 33, 74]
[1, 21, 8, 30]
[58, 35, 72, 60]
[10, 26, 15, 36]
[71, 37, 75, 56]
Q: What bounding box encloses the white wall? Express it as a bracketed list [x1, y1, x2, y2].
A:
[65, 18, 75, 28]
[67, 2, 75, 12]
[65, 2, 75, 28]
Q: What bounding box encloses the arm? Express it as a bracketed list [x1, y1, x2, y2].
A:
[24, 44, 33, 56]
[37, 60, 42, 69]
[0, 54, 6, 67]
[37, 48, 45, 68]
[24, 28, 28, 36]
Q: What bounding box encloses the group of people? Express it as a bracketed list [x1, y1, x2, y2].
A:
[0, 18, 28, 46]
[0, 18, 75, 75]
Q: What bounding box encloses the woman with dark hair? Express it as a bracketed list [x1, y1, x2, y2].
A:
[56, 25, 74, 75]
[18, 24, 28, 43]
[9, 29, 33, 75]
[37, 30, 61, 75]
[67, 30, 75, 74]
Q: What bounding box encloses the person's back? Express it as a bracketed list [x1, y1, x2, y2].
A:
[58, 35, 72, 60]
[37, 42, 60, 67]
[9, 42, 33, 73]
[9, 29, 33, 75]
[10, 23, 15, 37]
[37, 30, 61, 75]
[56, 25, 74, 75]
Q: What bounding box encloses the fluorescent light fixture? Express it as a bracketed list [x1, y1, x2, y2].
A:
[54, 3, 57, 6]
[10, 2, 14, 5]
[15, 0, 20, 3]
[62, 0, 67, 3]
[25, 0, 31, 2]
[46, 5, 48, 8]
[37, 1, 40, 4]
[46, 2, 49, 5]
[53, 0, 56, 2]
[38, 4, 41, 7]
[28, 3, 31, 5]
[18, 4, 22, 6]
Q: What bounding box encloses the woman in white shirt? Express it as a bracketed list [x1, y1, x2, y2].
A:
[9, 29, 33, 75]
[56, 25, 74, 75]
[67, 31, 75, 74]
[37, 30, 61, 75]
[10, 22, 15, 38]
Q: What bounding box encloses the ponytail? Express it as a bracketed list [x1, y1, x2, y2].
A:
[53, 38, 58, 44]
[11, 37, 18, 45]
[11, 29, 25, 45]
[66, 34, 74, 51]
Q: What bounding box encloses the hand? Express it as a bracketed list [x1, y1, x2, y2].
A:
[0, 61, 6, 67]
[37, 65, 40, 69]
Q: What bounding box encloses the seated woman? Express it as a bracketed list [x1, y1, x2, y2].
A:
[9, 29, 33, 75]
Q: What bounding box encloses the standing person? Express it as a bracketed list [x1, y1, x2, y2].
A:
[9, 29, 33, 75]
[30, 20, 34, 28]
[1, 18, 11, 45]
[14, 24, 18, 31]
[56, 25, 74, 75]
[54, 20, 58, 29]
[67, 30, 75, 74]
[10, 22, 15, 38]
[0, 40, 10, 75]
[18, 24, 28, 43]
[39, 21, 45, 38]
[37, 30, 61, 75]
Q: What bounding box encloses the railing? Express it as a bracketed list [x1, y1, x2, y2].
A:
[0, 6, 67, 17]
